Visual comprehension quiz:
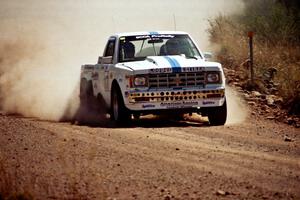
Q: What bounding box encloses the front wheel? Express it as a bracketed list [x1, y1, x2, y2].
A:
[207, 99, 227, 126]
[111, 86, 131, 123]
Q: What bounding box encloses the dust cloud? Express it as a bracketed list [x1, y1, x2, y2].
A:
[0, 0, 244, 121]
[226, 86, 249, 124]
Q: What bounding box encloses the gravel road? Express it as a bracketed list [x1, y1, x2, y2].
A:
[0, 113, 299, 199]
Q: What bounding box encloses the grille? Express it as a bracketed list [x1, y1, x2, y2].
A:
[148, 72, 205, 89]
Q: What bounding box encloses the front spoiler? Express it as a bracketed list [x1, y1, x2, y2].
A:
[125, 97, 225, 112]
[124, 88, 225, 111]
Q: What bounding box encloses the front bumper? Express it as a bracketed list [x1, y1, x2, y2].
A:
[124, 88, 225, 111]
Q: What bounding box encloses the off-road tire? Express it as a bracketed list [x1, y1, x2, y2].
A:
[111, 85, 131, 123]
[76, 79, 96, 125]
[207, 99, 227, 126]
[80, 79, 93, 108]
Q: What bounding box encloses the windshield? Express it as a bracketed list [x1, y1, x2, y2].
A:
[118, 34, 202, 62]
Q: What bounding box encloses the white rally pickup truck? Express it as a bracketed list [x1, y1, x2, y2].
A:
[80, 31, 227, 125]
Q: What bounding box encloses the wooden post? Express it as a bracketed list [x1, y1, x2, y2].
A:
[248, 31, 254, 86]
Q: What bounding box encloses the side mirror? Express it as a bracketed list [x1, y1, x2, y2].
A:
[203, 52, 213, 60]
[99, 56, 113, 64]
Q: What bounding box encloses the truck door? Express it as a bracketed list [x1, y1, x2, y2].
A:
[98, 37, 116, 102]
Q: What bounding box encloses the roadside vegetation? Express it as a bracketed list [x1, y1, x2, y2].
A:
[208, 0, 300, 115]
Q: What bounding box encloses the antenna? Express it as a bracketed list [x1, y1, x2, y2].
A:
[173, 14, 177, 31]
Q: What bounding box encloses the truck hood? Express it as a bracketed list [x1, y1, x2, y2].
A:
[117, 55, 222, 74]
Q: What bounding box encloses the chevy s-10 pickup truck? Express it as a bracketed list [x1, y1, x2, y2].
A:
[80, 31, 227, 125]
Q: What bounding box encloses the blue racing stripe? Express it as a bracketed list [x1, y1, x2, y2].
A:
[164, 56, 181, 73]
[164, 56, 176, 67]
[170, 57, 180, 69]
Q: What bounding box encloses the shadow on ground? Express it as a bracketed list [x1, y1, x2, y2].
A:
[56, 85, 211, 128]
[64, 105, 209, 128]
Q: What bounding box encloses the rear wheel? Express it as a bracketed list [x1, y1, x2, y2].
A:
[207, 99, 227, 126]
[111, 85, 131, 123]
[80, 79, 94, 109]
[76, 79, 98, 125]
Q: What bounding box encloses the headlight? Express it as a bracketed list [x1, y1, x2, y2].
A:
[134, 76, 147, 86]
[206, 72, 220, 83]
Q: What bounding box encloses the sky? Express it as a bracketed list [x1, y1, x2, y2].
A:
[0, 0, 244, 120]
[0, 0, 244, 60]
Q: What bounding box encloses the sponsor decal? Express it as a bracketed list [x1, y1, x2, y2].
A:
[142, 104, 155, 108]
[160, 101, 198, 108]
[91, 72, 99, 80]
[151, 34, 174, 38]
[149, 68, 172, 74]
[149, 67, 205, 74]
[182, 67, 205, 72]
[135, 33, 174, 39]
[203, 101, 215, 105]
[136, 35, 150, 39]
[149, 31, 159, 35]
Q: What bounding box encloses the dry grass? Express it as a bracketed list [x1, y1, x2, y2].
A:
[207, 2, 300, 114]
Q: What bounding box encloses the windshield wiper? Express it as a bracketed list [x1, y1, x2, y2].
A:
[185, 56, 198, 60]
[121, 57, 146, 62]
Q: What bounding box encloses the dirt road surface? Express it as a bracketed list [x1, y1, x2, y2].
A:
[0, 113, 299, 199]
